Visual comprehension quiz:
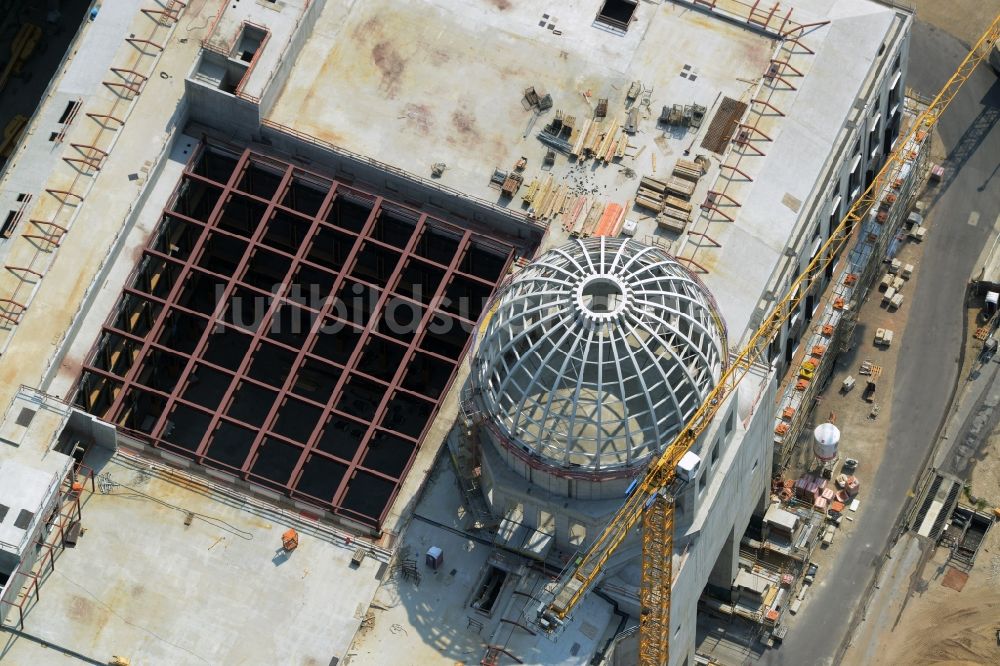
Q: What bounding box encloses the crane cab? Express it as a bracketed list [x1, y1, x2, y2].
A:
[675, 451, 702, 483]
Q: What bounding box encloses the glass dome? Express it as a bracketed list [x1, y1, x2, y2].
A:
[470, 237, 726, 473]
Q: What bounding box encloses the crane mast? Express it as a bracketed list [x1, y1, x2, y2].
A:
[538, 13, 1000, 666]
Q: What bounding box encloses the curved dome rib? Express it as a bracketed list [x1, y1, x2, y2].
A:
[471, 237, 727, 474]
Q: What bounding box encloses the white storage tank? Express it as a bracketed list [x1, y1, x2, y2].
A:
[813, 422, 840, 462]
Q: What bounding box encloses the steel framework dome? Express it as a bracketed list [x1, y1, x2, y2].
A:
[470, 237, 727, 474]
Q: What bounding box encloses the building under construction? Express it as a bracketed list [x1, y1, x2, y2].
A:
[0, 0, 918, 664]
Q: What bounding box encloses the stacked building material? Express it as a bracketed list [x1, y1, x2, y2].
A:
[794, 474, 827, 503]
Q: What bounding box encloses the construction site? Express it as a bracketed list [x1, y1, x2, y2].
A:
[2, 0, 996, 664]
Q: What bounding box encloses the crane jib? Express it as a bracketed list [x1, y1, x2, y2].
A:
[539, 15, 1000, 660]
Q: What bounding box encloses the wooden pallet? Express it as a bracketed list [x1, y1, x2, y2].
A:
[665, 177, 695, 199]
[672, 159, 703, 183]
[859, 360, 883, 377]
[974, 326, 991, 341]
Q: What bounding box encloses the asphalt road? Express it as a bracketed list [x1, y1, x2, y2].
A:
[764, 19, 1000, 666]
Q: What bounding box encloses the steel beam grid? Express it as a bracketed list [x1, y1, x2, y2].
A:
[82, 145, 514, 527]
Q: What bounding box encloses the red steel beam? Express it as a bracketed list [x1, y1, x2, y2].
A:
[707, 189, 742, 206]
[141, 7, 181, 23]
[146, 166, 298, 449]
[777, 7, 794, 36]
[764, 72, 798, 91]
[22, 233, 61, 249]
[732, 134, 767, 156]
[6, 265, 44, 280]
[239, 197, 399, 511]
[63, 156, 102, 172]
[70, 143, 109, 158]
[676, 256, 710, 274]
[93, 143, 515, 526]
[29, 219, 68, 235]
[179, 170, 334, 467]
[700, 203, 736, 223]
[735, 123, 774, 142]
[770, 58, 804, 77]
[750, 99, 786, 117]
[781, 20, 831, 38]
[329, 226, 472, 517]
[687, 231, 722, 248]
[86, 112, 126, 127]
[719, 164, 755, 181]
[125, 37, 164, 52]
[106, 149, 253, 419]
[783, 37, 816, 55]
[46, 188, 84, 203]
[111, 282, 461, 382]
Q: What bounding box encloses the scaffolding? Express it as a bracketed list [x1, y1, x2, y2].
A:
[772, 102, 933, 468]
[0, 464, 95, 631]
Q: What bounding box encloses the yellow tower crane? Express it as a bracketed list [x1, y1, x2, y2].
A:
[537, 14, 1000, 666]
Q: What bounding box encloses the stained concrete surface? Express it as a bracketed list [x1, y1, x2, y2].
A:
[347, 450, 616, 666]
[1, 451, 384, 664]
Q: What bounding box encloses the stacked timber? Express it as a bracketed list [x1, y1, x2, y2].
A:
[672, 159, 703, 183]
[636, 160, 700, 233]
[528, 177, 568, 221]
[581, 201, 605, 237]
[566, 118, 629, 164]
[593, 203, 625, 237]
[563, 195, 589, 235]
[636, 175, 668, 212]
[522, 178, 541, 204]
[656, 213, 687, 234]
[664, 177, 695, 199]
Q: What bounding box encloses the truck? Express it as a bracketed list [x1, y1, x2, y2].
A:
[992, 42, 1000, 75]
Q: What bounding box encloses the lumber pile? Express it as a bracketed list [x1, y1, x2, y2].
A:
[520, 173, 568, 222]
[665, 176, 695, 199]
[562, 195, 588, 234]
[556, 117, 629, 164]
[672, 158, 703, 183]
[636, 175, 667, 212]
[593, 203, 626, 237]
[581, 201, 605, 237]
[633, 158, 706, 233]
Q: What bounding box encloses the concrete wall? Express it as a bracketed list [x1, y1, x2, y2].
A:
[184, 66, 260, 137]
[482, 430, 638, 501]
[668, 364, 776, 666]
[755, 11, 912, 375]
[0, 456, 71, 625]
[477, 434, 627, 552]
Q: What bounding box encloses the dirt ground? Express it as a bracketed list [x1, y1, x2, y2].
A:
[860, 387, 1000, 666]
[860, 526, 1000, 666]
[910, 0, 1000, 47]
[840, 4, 1000, 663]
[839, 220, 1000, 664]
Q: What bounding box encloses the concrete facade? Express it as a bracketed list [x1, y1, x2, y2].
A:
[759, 12, 912, 374]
